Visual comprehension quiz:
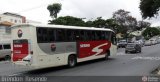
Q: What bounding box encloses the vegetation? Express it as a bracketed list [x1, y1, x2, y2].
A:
[47, 3, 62, 19]
[140, 0, 160, 19]
[47, 3, 152, 39]
[48, 9, 150, 37]
[142, 27, 160, 40]
[136, 21, 151, 30]
[49, 16, 86, 26]
[112, 9, 138, 37]
[48, 16, 120, 32]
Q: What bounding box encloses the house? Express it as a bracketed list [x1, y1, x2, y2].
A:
[0, 12, 41, 41]
[0, 21, 13, 40]
[0, 12, 26, 24]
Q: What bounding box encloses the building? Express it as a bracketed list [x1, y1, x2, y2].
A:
[0, 12, 26, 24]
[0, 12, 25, 40]
[0, 12, 41, 24]
[0, 21, 13, 40]
[0, 12, 41, 41]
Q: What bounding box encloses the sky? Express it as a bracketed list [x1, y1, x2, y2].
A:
[0, 0, 159, 26]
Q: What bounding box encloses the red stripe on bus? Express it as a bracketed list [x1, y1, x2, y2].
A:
[78, 40, 111, 58]
[13, 43, 29, 61]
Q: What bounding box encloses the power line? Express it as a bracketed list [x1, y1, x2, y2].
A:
[18, 0, 63, 13]
[18, 3, 50, 13]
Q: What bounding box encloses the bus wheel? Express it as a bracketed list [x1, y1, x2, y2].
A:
[105, 52, 109, 60]
[68, 55, 77, 67]
[5, 55, 11, 60]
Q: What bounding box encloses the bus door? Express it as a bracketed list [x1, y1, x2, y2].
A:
[12, 39, 32, 62]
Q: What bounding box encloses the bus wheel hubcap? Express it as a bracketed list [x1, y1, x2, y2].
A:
[69, 56, 75, 66]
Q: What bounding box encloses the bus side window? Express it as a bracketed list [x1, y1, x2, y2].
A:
[56, 29, 66, 42]
[66, 30, 76, 42]
[43, 28, 48, 42]
[48, 29, 55, 42]
[85, 30, 88, 41]
[37, 27, 49, 43]
[95, 31, 100, 40]
[86, 31, 92, 41]
[75, 30, 80, 41]
[37, 28, 42, 34]
[0, 45, 2, 50]
[92, 31, 96, 40]
[98, 31, 102, 40]
[72, 30, 76, 41]
[80, 30, 86, 41]
[101, 31, 105, 40]
[37, 28, 43, 43]
[105, 31, 110, 40]
[3, 44, 11, 49]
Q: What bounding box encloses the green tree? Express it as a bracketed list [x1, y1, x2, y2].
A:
[47, 3, 62, 19]
[142, 27, 160, 40]
[112, 9, 138, 36]
[49, 16, 86, 26]
[92, 17, 106, 28]
[136, 21, 151, 30]
[85, 20, 94, 27]
[126, 16, 137, 31]
[105, 18, 120, 33]
[140, 0, 160, 19]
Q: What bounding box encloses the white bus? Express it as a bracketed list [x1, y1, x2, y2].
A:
[11, 24, 117, 68]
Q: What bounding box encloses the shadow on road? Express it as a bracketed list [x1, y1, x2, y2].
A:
[22, 58, 115, 75]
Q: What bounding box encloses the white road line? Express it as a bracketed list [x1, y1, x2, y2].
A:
[116, 52, 124, 55]
[116, 52, 138, 56]
[8, 73, 24, 76]
[132, 56, 160, 60]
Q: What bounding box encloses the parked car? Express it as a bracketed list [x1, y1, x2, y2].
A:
[157, 37, 160, 44]
[0, 40, 11, 60]
[144, 40, 152, 46]
[134, 40, 144, 47]
[118, 40, 127, 48]
[150, 39, 157, 45]
[125, 43, 142, 53]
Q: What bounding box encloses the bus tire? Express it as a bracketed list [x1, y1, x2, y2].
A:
[5, 55, 11, 60]
[68, 55, 77, 67]
[105, 51, 110, 60]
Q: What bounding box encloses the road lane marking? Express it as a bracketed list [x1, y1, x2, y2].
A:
[8, 73, 24, 76]
[116, 52, 138, 56]
[132, 56, 160, 60]
[116, 52, 124, 55]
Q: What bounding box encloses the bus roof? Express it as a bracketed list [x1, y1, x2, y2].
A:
[12, 23, 114, 32]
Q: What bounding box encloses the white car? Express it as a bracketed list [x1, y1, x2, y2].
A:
[144, 40, 152, 46]
[134, 40, 144, 47]
[0, 40, 11, 60]
[150, 39, 157, 45]
[157, 38, 160, 44]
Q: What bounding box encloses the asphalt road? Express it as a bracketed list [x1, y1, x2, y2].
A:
[0, 44, 160, 82]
